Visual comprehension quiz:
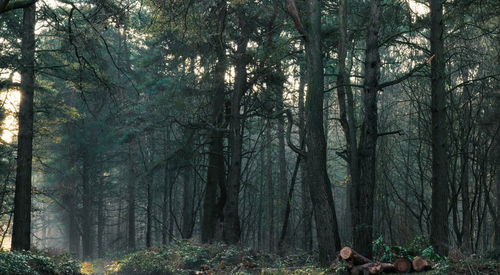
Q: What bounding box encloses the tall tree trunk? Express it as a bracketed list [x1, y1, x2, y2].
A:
[429, 0, 449, 256]
[492, 92, 500, 248]
[81, 150, 93, 260]
[11, 2, 35, 252]
[222, 30, 249, 244]
[127, 149, 136, 251]
[303, 0, 342, 265]
[274, 70, 288, 246]
[353, 0, 381, 258]
[336, 0, 357, 242]
[146, 175, 153, 246]
[265, 123, 274, 250]
[162, 152, 171, 245]
[97, 186, 105, 258]
[459, 81, 472, 253]
[181, 143, 195, 239]
[298, 64, 312, 251]
[201, 2, 227, 242]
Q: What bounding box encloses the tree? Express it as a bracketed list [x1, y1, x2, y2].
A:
[11, 1, 35, 251]
[429, 0, 449, 256]
[286, 0, 342, 265]
[201, 1, 227, 243]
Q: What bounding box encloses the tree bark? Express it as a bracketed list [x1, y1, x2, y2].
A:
[81, 149, 93, 260]
[146, 175, 153, 246]
[222, 28, 249, 244]
[181, 135, 195, 239]
[303, 0, 342, 265]
[353, 0, 381, 258]
[201, 1, 227, 243]
[11, 2, 35, 252]
[336, 0, 357, 242]
[429, 0, 449, 256]
[298, 64, 312, 251]
[127, 149, 136, 251]
[97, 184, 105, 258]
[265, 123, 274, 251]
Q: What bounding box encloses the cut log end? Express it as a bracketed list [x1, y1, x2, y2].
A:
[340, 246, 372, 265]
[412, 256, 432, 272]
[340, 246, 353, 260]
[394, 258, 412, 273]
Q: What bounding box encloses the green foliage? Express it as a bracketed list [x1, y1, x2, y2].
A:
[421, 246, 445, 263]
[0, 251, 35, 275]
[116, 249, 173, 275]
[107, 241, 325, 275]
[0, 251, 81, 275]
[372, 236, 447, 263]
[372, 236, 411, 262]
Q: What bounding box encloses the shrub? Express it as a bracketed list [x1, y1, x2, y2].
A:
[0, 250, 81, 275]
[0, 251, 35, 275]
[117, 250, 173, 275]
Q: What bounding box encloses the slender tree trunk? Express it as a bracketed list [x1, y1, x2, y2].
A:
[11, 2, 35, 252]
[303, 0, 342, 265]
[495, 133, 500, 248]
[429, 0, 449, 256]
[181, 151, 195, 238]
[336, 0, 357, 242]
[67, 195, 80, 256]
[353, 0, 381, 258]
[161, 130, 173, 245]
[127, 149, 136, 251]
[222, 30, 249, 244]
[274, 69, 288, 246]
[278, 154, 301, 252]
[146, 175, 153, 246]
[459, 82, 472, 253]
[493, 92, 500, 248]
[298, 64, 312, 251]
[265, 124, 274, 250]
[81, 150, 93, 260]
[97, 188, 105, 258]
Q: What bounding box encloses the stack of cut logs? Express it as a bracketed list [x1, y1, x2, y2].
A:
[339, 247, 433, 274]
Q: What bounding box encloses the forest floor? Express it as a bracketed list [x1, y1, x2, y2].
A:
[1, 241, 499, 274]
[76, 240, 500, 275]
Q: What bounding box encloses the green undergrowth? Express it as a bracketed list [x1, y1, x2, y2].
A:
[103, 240, 322, 275]
[0, 250, 81, 275]
[75, 239, 500, 274]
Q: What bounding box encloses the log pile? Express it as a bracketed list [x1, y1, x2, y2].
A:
[339, 247, 434, 274]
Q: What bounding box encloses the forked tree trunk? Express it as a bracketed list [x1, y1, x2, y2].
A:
[303, 0, 342, 265]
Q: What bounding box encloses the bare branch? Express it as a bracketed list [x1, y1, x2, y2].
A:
[378, 55, 434, 90]
[285, 0, 308, 41]
[266, 109, 306, 157]
[377, 129, 404, 137]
